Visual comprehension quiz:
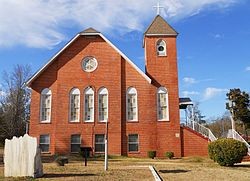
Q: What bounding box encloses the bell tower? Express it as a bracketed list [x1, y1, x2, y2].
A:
[144, 15, 181, 157]
[144, 15, 178, 86]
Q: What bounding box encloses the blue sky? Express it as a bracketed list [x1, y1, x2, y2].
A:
[0, 0, 249, 120]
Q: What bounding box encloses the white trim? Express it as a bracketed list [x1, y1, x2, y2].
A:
[126, 87, 138, 122]
[40, 88, 52, 123]
[26, 35, 80, 87]
[98, 87, 108, 122]
[27, 31, 151, 87]
[69, 88, 80, 122]
[156, 39, 167, 56]
[157, 87, 169, 121]
[84, 87, 94, 122]
[82, 56, 98, 72]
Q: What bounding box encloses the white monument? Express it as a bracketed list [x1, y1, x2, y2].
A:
[4, 134, 43, 178]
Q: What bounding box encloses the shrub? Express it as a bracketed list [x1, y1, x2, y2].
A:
[147, 151, 156, 159]
[55, 156, 69, 166]
[208, 138, 248, 166]
[165, 152, 174, 159]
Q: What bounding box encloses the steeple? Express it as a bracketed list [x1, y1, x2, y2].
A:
[144, 15, 178, 36]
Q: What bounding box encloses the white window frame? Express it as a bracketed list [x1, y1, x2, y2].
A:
[71, 134, 81, 153]
[157, 87, 169, 121]
[126, 87, 138, 122]
[156, 39, 167, 56]
[40, 88, 52, 123]
[128, 134, 139, 152]
[69, 88, 80, 122]
[39, 134, 50, 153]
[84, 87, 94, 122]
[98, 87, 108, 122]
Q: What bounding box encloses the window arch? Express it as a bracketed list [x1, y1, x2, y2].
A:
[84, 87, 94, 122]
[40, 88, 52, 122]
[98, 87, 108, 122]
[69, 88, 80, 122]
[157, 87, 169, 121]
[127, 87, 138, 121]
[156, 39, 167, 56]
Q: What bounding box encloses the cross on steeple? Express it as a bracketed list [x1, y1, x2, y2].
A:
[153, 2, 164, 15]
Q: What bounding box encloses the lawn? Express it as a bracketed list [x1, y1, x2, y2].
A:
[0, 154, 250, 181]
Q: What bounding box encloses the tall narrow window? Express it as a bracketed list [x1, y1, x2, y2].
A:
[127, 87, 138, 121]
[128, 134, 139, 152]
[39, 134, 50, 152]
[40, 88, 52, 123]
[157, 87, 169, 121]
[98, 87, 108, 122]
[95, 134, 105, 153]
[71, 134, 81, 153]
[69, 88, 80, 122]
[84, 87, 94, 122]
[156, 39, 167, 56]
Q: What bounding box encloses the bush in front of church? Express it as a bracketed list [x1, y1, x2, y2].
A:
[208, 138, 247, 166]
[147, 151, 156, 159]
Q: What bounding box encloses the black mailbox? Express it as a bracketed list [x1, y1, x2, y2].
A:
[80, 147, 92, 166]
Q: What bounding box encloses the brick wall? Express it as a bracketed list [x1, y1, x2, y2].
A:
[180, 126, 209, 157]
[29, 33, 183, 157]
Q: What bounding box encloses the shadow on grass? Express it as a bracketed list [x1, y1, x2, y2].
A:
[233, 164, 250, 168]
[43, 173, 96, 178]
[159, 169, 191, 174]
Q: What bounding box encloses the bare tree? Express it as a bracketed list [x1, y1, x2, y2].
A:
[0, 64, 31, 142]
[207, 112, 232, 138]
[187, 102, 206, 124]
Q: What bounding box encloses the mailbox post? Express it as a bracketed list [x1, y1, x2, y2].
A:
[80, 147, 92, 166]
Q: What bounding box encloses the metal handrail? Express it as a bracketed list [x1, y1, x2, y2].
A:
[227, 129, 250, 156]
[186, 120, 217, 142]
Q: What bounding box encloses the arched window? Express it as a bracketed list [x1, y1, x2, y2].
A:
[69, 88, 80, 122]
[156, 39, 167, 56]
[84, 87, 94, 122]
[127, 87, 138, 121]
[157, 87, 169, 121]
[98, 87, 108, 122]
[40, 88, 52, 122]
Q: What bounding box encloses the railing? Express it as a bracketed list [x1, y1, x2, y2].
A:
[227, 129, 250, 156]
[186, 120, 217, 142]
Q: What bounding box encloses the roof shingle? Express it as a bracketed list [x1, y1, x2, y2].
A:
[144, 15, 178, 36]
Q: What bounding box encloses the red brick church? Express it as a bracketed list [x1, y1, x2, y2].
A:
[27, 15, 209, 157]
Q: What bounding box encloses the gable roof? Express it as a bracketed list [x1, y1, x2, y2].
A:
[144, 15, 178, 36]
[26, 28, 151, 86]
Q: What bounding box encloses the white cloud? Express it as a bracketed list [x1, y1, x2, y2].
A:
[212, 33, 224, 39]
[183, 77, 197, 84]
[245, 66, 250, 71]
[203, 87, 228, 100]
[183, 77, 214, 85]
[182, 91, 200, 97]
[0, 0, 240, 48]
